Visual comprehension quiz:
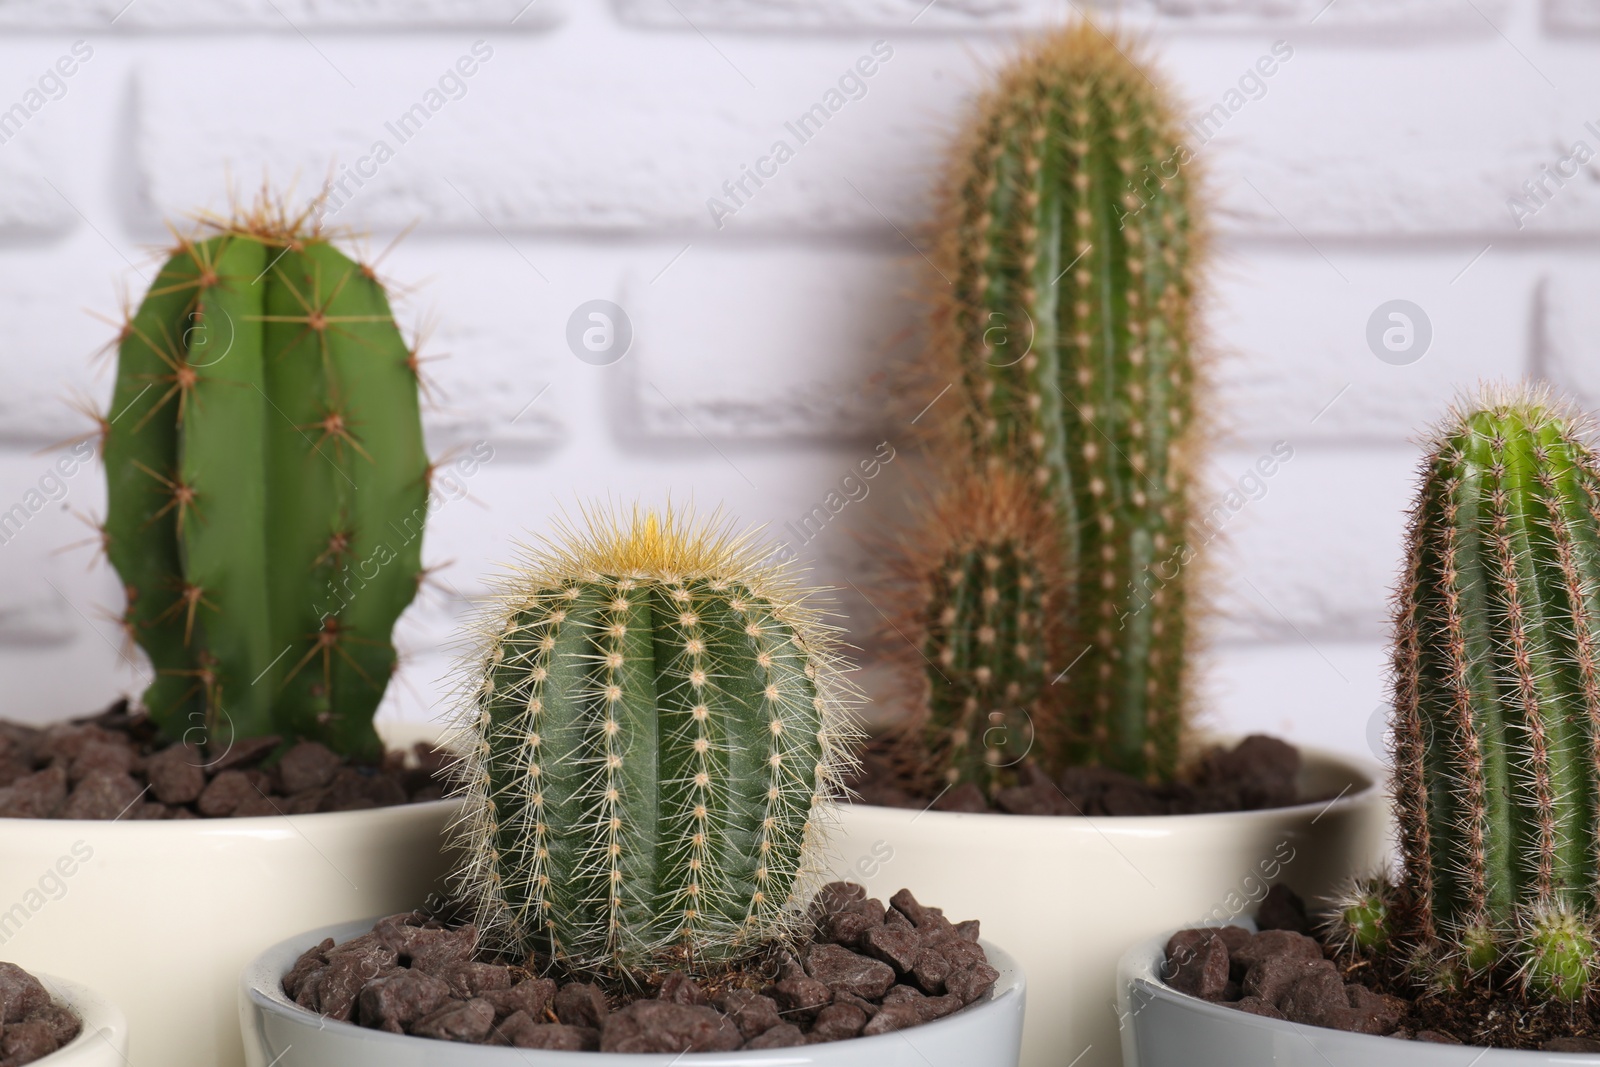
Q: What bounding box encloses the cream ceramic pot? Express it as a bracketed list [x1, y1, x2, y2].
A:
[0, 723, 455, 1067]
[22, 973, 128, 1067]
[1118, 928, 1588, 1066]
[827, 744, 1390, 1067]
[240, 917, 1027, 1067]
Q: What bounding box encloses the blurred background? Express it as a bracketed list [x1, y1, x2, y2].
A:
[0, 0, 1591, 765]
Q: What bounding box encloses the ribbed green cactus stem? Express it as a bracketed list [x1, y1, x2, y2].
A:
[932, 21, 1200, 783]
[102, 194, 429, 759]
[1390, 384, 1600, 1001]
[888, 469, 1065, 793]
[450, 507, 860, 977]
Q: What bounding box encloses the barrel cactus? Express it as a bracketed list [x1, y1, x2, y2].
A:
[886, 470, 1065, 794]
[930, 21, 1202, 783]
[103, 197, 428, 759]
[1352, 386, 1600, 1000]
[449, 508, 860, 976]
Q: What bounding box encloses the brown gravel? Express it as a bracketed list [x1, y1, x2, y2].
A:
[285, 883, 999, 1051]
[1161, 885, 1600, 1051]
[852, 734, 1308, 817]
[0, 962, 81, 1065]
[0, 701, 448, 820]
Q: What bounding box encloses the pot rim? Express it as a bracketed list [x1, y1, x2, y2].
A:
[844, 741, 1385, 826]
[0, 795, 457, 832]
[243, 916, 1026, 1063]
[30, 971, 127, 1064]
[1118, 923, 1582, 1062]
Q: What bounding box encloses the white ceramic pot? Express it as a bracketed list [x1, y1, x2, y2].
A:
[0, 726, 456, 1067]
[1117, 928, 1585, 1066]
[240, 917, 1027, 1067]
[19, 972, 129, 1067]
[827, 744, 1390, 1067]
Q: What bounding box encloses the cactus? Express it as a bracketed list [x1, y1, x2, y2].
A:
[930, 22, 1201, 783]
[449, 507, 860, 976]
[1376, 385, 1600, 999]
[886, 470, 1065, 794]
[102, 196, 428, 760]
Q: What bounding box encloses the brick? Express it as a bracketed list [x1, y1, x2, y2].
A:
[132, 41, 959, 234]
[1201, 448, 1414, 645]
[1148, 0, 1506, 28]
[1546, 0, 1600, 31]
[627, 246, 913, 441]
[615, 0, 1504, 29]
[1538, 267, 1600, 413]
[1208, 250, 1531, 445]
[0, 0, 564, 29]
[363, 244, 568, 456]
[0, 142, 75, 236]
[613, 0, 1063, 30]
[1178, 41, 1591, 236]
[1209, 641, 1389, 758]
[0, 249, 128, 447]
[0, 451, 121, 659]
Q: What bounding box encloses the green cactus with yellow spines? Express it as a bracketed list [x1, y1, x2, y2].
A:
[930, 21, 1202, 784]
[103, 196, 428, 759]
[449, 507, 861, 977]
[887, 470, 1065, 794]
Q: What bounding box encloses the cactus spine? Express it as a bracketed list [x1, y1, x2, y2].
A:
[1380, 386, 1600, 999]
[451, 508, 860, 976]
[888, 471, 1064, 794]
[932, 22, 1201, 783]
[103, 198, 428, 759]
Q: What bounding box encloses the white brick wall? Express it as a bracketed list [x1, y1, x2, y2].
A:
[0, 0, 1585, 761]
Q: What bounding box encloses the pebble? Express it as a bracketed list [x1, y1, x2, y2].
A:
[600, 1000, 741, 1053]
[0, 963, 79, 1066]
[498, 1015, 598, 1050]
[145, 743, 206, 804]
[411, 998, 495, 1042]
[0, 766, 66, 818]
[278, 741, 343, 793]
[553, 982, 608, 1029]
[60, 770, 144, 820]
[805, 943, 896, 1000]
[744, 1022, 806, 1049]
[0, 964, 50, 1023]
[483, 978, 555, 1021]
[358, 971, 453, 1033]
[714, 989, 780, 1039]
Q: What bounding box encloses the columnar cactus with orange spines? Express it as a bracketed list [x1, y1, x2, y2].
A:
[449, 507, 861, 977]
[1354, 386, 1600, 1000]
[887, 471, 1065, 794]
[931, 22, 1201, 783]
[103, 195, 428, 759]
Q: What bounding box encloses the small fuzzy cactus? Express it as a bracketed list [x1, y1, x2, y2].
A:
[930, 22, 1202, 783]
[450, 507, 860, 977]
[885, 470, 1065, 794]
[102, 195, 428, 759]
[1361, 386, 1600, 1000]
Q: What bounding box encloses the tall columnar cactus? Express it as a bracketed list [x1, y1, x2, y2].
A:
[1378, 386, 1600, 999]
[931, 22, 1201, 783]
[888, 471, 1064, 794]
[450, 508, 860, 976]
[103, 198, 429, 759]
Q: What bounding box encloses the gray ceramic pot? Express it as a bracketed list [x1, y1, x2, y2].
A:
[1118, 928, 1600, 1066]
[241, 918, 1027, 1067]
